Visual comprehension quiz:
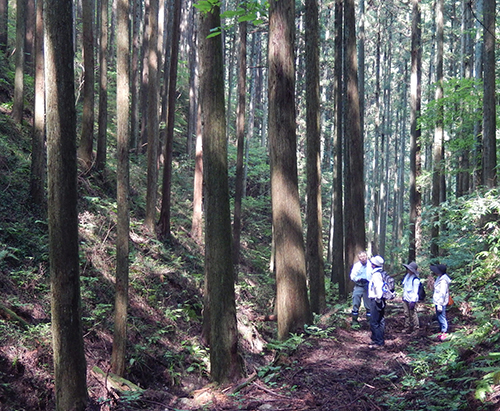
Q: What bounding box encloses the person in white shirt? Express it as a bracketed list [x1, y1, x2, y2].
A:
[349, 250, 372, 325]
[431, 264, 451, 341]
[368, 255, 386, 349]
[401, 261, 421, 333]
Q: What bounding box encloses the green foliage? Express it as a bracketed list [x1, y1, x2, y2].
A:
[194, 0, 268, 37]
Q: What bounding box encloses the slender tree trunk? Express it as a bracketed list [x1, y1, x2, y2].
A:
[144, 0, 159, 232]
[0, 0, 7, 53]
[24, 0, 34, 74]
[409, 0, 422, 262]
[12, 0, 25, 124]
[305, 0, 325, 313]
[232, 19, 246, 269]
[199, 3, 242, 383]
[482, 0, 496, 188]
[78, 0, 95, 171]
[268, 0, 312, 339]
[96, 0, 109, 175]
[331, 0, 345, 297]
[29, 0, 45, 209]
[186, 7, 197, 156]
[139, 0, 150, 154]
[111, 0, 130, 377]
[45, 0, 87, 407]
[473, 0, 483, 189]
[130, 0, 142, 153]
[431, 0, 444, 258]
[190, 98, 203, 243]
[344, 0, 366, 279]
[158, 0, 182, 239]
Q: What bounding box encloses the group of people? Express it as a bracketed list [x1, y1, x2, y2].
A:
[350, 250, 451, 349]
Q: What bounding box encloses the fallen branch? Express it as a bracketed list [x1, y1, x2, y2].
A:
[0, 302, 29, 329]
[230, 372, 258, 394]
[91, 365, 144, 394]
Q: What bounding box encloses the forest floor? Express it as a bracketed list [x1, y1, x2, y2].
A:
[148, 302, 473, 411]
[1, 263, 485, 411]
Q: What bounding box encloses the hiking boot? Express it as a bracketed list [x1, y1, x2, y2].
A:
[351, 322, 360, 330]
[437, 333, 448, 341]
[401, 328, 411, 333]
[368, 344, 383, 350]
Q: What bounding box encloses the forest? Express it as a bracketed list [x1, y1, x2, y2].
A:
[0, 0, 500, 409]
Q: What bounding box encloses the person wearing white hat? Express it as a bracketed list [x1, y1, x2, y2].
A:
[368, 255, 386, 349]
[401, 261, 421, 333]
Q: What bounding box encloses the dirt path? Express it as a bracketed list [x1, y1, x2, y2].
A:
[171, 301, 441, 411]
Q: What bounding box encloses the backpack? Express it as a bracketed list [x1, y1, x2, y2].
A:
[413, 277, 426, 301]
[381, 271, 396, 300]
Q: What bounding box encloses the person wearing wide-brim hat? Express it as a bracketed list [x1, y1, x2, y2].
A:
[401, 262, 421, 334]
[430, 264, 451, 341]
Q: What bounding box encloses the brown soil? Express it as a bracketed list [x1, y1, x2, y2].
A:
[90, 301, 474, 411]
[0, 276, 485, 411]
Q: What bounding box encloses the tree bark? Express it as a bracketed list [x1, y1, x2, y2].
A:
[144, 0, 159, 232]
[0, 0, 7, 53]
[111, 0, 130, 378]
[409, 0, 422, 262]
[78, 0, 95, 171]
[232, 19, 247, 270]
[130, 0, 142, 153]
[344, 0, 366, 282]
[29, 0, 45, 209]
[268, 0, 312, 339]
[431, 0, 444, 258]
[25, 0, 34, 73]
[45, 0, 88, 407]
[96, 0, 109, 175]
[482, 0, 496, 188]
[158, 0, 182, 239]
[199, 4, 242, 383]
[190, 99, 203, 243]
[305, 0, 325, 314]
[331, 0, 345, 297]
[12, 0, 25, 124]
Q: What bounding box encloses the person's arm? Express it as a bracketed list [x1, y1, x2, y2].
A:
[350, 263, 359, 282]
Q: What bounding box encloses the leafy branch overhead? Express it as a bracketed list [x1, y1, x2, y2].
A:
[194, 0, 268, 37]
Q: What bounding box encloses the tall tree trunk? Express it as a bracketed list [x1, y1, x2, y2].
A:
[111, 0, 130, 377]
[331, 0, 345, 297]
[268, 0, 312, 339]
[456, 0, 473, 197]
[25, 0, 34, 73]
[431, 0, 444, 258]
[190, 99, 203, 243]
[0, 0, 7, 53]
[45, 0, 88, 407]
[12, 0, 25, 124]
[232, 19, 246, 269]
[473, 0, 483, 189]
[144, 0, 159, 232]
[186, 6, 197, 156]
[305, 0, 325, 314]
[29, 0, 45, 209]
[199, 4, 242, 383]
[409, 0, 422, 262]
[344, 0, 366, 279]
[78, 0, 95, 171]
[158, 0, 182, 239]
[96, 0, 109, 175]
[139, 0, 150, 154]
[130, 0, 142, 153]
[482, 0, 496, 188]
